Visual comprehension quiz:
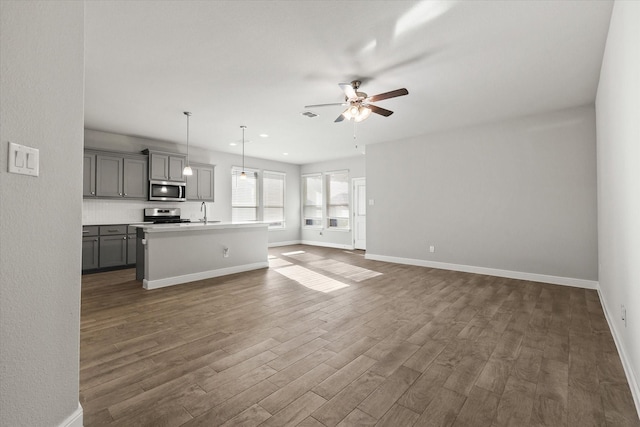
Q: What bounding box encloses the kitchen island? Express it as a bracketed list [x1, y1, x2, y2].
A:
[133, 221, 269, 290]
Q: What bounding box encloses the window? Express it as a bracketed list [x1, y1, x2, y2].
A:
[326, 171, 350, 229]
[302, 174, 323, 227]
[231, 166, 258, 221]
[263, 171, 285, 229]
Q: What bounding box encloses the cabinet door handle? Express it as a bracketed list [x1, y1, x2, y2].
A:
[91, 191, 95, 195]
[124, 193, 127, 196]
[123, 237, 127, 240]
[108, 229, 119, 232]
[83, 230, 89, 233]
[94, 238, 98, 242]
[119, 192, 122, 196]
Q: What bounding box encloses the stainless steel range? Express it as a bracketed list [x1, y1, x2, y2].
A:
[143, 208, 191, 224]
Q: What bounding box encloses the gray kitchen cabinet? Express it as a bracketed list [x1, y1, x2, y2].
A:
[123, 157, 148, 199]
[82, 224, 138, 273]
[82, 237, 100, 270]
[186, 163, 215, 201]
[146, 150, 186, 182]
[83, 152, 97, 197]
[99, 234, 128, 268]
[95, 152, 148, 199]
[126, 225, 137, 265]
[127, 233, 136, 265]
[96, 154, 123, 197]
[82, 226, 99, 270]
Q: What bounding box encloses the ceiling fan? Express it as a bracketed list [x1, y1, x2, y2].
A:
[305, 80, 409, 123]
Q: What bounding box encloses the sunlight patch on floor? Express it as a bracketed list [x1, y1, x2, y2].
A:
[281, 250, 305, 256]
[309, 259, 382, 282]
[274, 265, 349, 293]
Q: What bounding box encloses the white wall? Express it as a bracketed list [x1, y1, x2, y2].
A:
[0, 2, 84, 426]
[596, 0, 640, 412]
[300, 155, 366, 249]
[366, 105, 598, 286]
[84, 129, 301, 245]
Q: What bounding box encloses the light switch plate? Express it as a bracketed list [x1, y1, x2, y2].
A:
[8, 142, 39, 177]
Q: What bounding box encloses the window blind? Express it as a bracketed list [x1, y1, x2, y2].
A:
[326, 171, 349, 229]
[302, 174, 323, 227]
[263, 171, 285, 228]
[231, 166, 258, 222]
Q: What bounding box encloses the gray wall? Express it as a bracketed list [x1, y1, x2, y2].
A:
[366, 105, 598, 282]
[0, 1, 84, 426]
[84, 129, 301, 245]
[596, 0, 640, 410]
[301, 155, 366, 248]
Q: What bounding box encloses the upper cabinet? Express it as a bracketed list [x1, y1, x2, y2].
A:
[85, 150, 148, 200]
[145, 150, 186, 182]
[83, 152, 97, 197]
[186, 163, 215, 201]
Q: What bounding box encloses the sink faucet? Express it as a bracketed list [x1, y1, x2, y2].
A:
[201, 202, 207, 223]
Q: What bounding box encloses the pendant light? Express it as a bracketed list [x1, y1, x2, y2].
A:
[240, 125, 247, 179]
[182, 111, 193, 176]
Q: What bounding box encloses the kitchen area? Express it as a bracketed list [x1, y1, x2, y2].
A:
[80, 129, 288, 289]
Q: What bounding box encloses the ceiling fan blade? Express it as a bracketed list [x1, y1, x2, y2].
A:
[304, 102, 346, 108]
[339, 83, 357, 100]
[368, 104, 394, 117]
[334, 111, 346, 122]
[368, 88, 409, 102]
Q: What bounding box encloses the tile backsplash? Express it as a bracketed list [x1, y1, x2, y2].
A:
[83, 199, 211, 225]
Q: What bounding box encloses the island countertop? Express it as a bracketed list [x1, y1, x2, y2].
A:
[132, 221, 268, 233]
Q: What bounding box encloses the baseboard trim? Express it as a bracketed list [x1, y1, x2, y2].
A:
[59, 403, 83, 427]
[301, 240, 354, 250]
[143, 262, 269, 290]
[364, 253, 599, 290]
[268, 240, 302, 248]
[597, 287, 640, 417]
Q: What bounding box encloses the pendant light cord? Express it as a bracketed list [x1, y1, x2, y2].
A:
[184, 111, 192, 165]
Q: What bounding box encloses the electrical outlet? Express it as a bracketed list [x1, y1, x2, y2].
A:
[429, 245, 435, 253]
[621, 304, 627, 327]
[223, 247, 229, 258]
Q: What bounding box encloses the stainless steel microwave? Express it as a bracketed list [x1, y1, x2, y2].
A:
[149, 180, 186, 202]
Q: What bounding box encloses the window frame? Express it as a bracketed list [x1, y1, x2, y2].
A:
[231, 166, 259, 222]
[325, 170, 351, 231]
[262, 170, 286, 230]
[302, 173, 324, 229]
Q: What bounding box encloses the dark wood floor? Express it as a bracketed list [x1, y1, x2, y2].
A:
[80, 245, 639, 426]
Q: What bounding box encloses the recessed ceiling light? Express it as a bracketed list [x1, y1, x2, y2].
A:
[229, 142, 237, 146]
[283, 153, 288, 156]
[259, 133, 269, 138]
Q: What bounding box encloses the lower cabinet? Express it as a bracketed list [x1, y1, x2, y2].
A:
[99, 235, 128, 268]
[82, 236, 99, 270]
[82, 224, 138, 273]
[127, 233, 137, 265]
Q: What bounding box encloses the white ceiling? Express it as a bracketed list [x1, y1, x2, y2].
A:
[84, 0, 613, 165]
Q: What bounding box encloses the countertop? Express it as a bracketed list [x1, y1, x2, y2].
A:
[83, 222, 153, 227]
[132, 221, 269, 233]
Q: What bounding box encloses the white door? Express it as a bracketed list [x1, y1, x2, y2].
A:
[353, 178, 366, 250]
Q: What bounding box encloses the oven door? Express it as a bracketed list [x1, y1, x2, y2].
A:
[149, 180, 186, 201]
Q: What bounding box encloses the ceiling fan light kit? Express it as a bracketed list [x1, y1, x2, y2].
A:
[305, 80, 408, 124]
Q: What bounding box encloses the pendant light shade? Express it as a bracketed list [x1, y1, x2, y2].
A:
[240, 125, 247, 180]
[183, 112, 193, 176]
